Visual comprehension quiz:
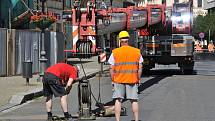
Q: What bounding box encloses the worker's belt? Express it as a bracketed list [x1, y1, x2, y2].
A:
[114, 62, 139, 66]
[114, 70, 138, 73]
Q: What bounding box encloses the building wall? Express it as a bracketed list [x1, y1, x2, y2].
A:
[193, 0, 203, 8]
[193, 8, 208, 17]
[166, 0, 174, 7]
[173, 0, 207, 17]
[136, 0, 192, 7]
[136, 0, 208, 17]
[0, 0, 72, 32]
[37, 0, 73, 32]
[204, 0, 215, 11]
[0, 0, 11, 28]
[193, 0, 208, 17]
[136, 0, 170, 6]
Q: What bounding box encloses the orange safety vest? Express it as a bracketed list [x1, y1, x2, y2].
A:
[195, 44, 203, 52]
[208, 43, 214, 52]
[112, 45, 141, 84]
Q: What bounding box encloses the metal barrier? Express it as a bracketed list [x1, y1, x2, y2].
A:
[15, 30, 40, 75]
[45, 31, 65, 67]
[0, 28, 65, 76]
[15, 30, 65, 75]
[0, 28, 7, 76]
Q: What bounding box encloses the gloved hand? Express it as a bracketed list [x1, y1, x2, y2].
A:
[65, 86, 71, 94]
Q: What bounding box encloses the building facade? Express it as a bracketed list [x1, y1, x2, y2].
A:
[0, 0, 73, 32]
[136, 0, 207, 17]
[203, 0, 215, 13]
[193, 0, 208, 17]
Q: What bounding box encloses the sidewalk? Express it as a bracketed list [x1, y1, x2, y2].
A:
[0, 76, 42, 107]
[0, 57, 108, 112]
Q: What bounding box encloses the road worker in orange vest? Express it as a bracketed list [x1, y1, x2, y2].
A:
[208, 42, 214, 53]
[108, 30, 143, 121]
[195, 43, 203, 53]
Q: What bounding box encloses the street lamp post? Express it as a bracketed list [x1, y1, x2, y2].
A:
[39, 0, 48, 78]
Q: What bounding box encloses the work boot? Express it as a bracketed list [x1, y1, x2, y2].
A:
[64, 113, 73, 121]
[46, 116, 53, 121]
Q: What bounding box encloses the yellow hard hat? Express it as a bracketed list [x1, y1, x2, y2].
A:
[119, 31, 130, 39]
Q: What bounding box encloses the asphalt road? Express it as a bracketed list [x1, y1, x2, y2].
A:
[1, 60, 215, 121]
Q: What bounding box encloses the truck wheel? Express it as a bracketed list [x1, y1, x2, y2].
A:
[180, 65, 194, 74]
[180, 66, 185, 74]
[185, 67, 194, 74]
[142, 68, 150, 76]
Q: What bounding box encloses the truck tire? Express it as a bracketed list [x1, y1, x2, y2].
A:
[142, 68, 150, 76]
[180, 64, 194, 74]
[180, 66, 185, 74]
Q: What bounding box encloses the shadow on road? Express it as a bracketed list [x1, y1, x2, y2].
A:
[92, 73, 173, 117]
[138, 75, 169, 94]
[92, 52, 215, 116]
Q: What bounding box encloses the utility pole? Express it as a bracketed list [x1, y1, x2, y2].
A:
[110, 0, 113, 6]
[39, 0, 48, 79]
[209, 29, 211, 43]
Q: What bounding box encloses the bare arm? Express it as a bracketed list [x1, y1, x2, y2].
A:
[138, 63, 142, 81]
[109, 65, 115, 81]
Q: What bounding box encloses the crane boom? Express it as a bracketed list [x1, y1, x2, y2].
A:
[63, 0, 166, 58]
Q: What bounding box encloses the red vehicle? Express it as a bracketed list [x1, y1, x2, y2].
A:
[63, 0, 165, 58]
[63, 0, 194, 74]
[141, 1, 194, 74]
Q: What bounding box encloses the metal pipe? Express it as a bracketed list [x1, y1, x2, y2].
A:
[110, 0, 113, 7]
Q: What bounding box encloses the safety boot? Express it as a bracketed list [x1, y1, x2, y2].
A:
[64, 113, 73, 121]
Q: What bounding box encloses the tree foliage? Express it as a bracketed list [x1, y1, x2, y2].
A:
[193, 13, 215, 41]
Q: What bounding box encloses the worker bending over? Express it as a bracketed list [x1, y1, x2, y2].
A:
[42, 63, 78, 121]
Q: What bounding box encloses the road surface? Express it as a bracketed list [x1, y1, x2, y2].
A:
[1, 60, 215, 121]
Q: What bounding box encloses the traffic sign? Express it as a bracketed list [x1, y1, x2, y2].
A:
[199, 32, 205, 39]
[99, 53, 106, 63]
